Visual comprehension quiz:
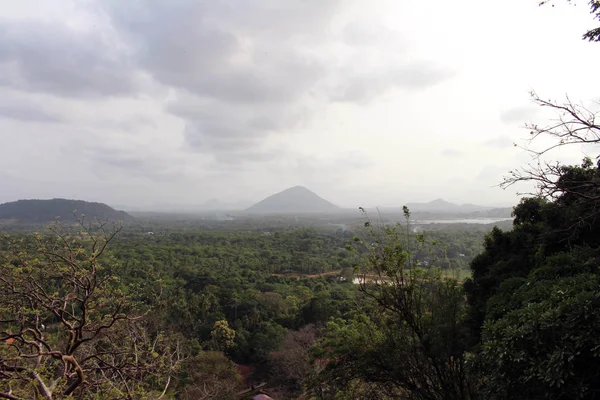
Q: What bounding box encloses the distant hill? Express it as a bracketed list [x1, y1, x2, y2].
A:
[406, 199, 492, 214]
[246, 186, 340, 214]
[373, 199, 512, 219]
[0, 199, 134, 223]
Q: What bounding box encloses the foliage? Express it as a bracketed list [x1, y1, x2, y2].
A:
[210, 320, 236, 352]
[0, 218, 179, 400]
[311, 212, 477, 399]
[466, 108, 600, 397]
[178, 351, 242, 400]
[0, 210, 501, 398]
[478, 274, 600, 399]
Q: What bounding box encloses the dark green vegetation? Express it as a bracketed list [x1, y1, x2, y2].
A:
[0, 198, 134, 225]
[0, 211, 491, 399]
[466, 159, 600, 399]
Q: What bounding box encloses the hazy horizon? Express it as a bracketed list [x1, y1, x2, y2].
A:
[0, 185, 514, 213]
[116, 189, 516, 213]
[1, 1, 599, 209]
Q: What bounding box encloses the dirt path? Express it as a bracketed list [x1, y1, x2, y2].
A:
[271, 269, 342, 279]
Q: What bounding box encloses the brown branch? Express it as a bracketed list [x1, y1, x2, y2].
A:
[61, 355, 85, 396]
[0, 393, 23, 400]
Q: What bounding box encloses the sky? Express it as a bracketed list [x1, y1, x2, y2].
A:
[0, 0, 599, 210]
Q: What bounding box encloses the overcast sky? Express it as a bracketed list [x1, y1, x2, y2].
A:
[1, 0, 599, 210]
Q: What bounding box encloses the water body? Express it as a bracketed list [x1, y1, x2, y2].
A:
[414, 218, 513, 225]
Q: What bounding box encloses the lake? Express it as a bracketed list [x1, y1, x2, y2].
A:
[413, 218, 513, 225]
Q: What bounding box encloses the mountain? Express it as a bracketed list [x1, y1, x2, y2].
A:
[246, 186, 340, 214]
[405, 199, 492, 214]
[0, 199, 134, 223]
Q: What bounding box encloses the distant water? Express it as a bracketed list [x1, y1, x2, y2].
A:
[414, 218, 513, 225]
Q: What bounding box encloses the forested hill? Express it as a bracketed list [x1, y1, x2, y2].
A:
[0, 199, 134, 223]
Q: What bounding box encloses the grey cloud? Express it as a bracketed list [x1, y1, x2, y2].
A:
[169, 92, 299, 160]
[212, 1, 340, 36]
[211, 148, 283, 166]
[100, 0, 448, 162]
[182, 116, 284, 161]
[342, 20, 402, 47]
[441, 148, 464, 158]
[104, 1, 326, 104]
[0, 105, 62, 123]
[500, 105, 538, 124]
[293, 152, 373, 175]
[329, 64, 454, 103]
[101, 0, 336, 162]
[0, 20, 138, 97]
[84, 147, 186, 182]
[95, 115, 158, 131]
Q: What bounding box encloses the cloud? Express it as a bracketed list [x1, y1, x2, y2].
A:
[484, 136, 515, 149]
[0, 19, 140, 97]
[97, 0, 339, 163]
[168, 93, 299, 160]
[342, 20, 403, 47]
[81, 145, 190, 182]
[104, 1, 327, 103]
[99, 0, 452, 161]
[0, 105, 61, 123]
[441, 148, 464, 158]
[95, 115, 158, 131]
[5, 0, 594, 208]
[500, 105, 538, 124]
[328, 63, 454, 103]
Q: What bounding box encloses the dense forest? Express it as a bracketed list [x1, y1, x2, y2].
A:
[0, 214, 485, 399]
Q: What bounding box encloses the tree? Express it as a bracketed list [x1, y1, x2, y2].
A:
[540, 0, 600, 41]
[501, 92, 600, 238]
[476, 267, 600, 398]
[0, 218, 180, 399]
[312, 211, 476, 399]
[178, 351, 242, 400]
[269, 325, 318, 397]
[210, 320, 236, 352]
[503, 92, 600, 197]
[467, 145, 600, 397]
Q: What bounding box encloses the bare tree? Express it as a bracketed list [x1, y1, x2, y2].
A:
[178, 351, 242, 400]
[502, 91, 600, 201]
[0, 217, 182, 399]
[269, 325, 318, 395]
